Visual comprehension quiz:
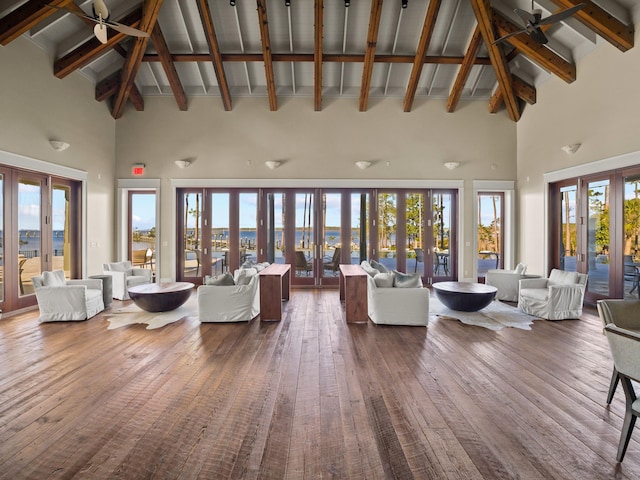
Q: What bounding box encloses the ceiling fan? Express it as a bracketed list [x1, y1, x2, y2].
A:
[493, 2, 586, 45]
[49, 0, 149, 44]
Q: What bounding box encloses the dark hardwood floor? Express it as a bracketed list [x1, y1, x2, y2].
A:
[0, 290, 637, 479]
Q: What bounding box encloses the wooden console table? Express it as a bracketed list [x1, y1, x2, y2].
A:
[259, 263, 291, 321]
[339, 264, 368, 323]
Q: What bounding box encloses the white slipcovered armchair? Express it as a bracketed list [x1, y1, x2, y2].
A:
[518, 269, 588, 320]
[198, 269, 260, 322]
[102, 261, 153, 300]
[485, 263, 540, 302]
[366, 274, 429, 326]
[32, 270, 104, 322]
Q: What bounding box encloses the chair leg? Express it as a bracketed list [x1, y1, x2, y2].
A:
[607, 367, 619, 405]
[617, 376, 638, 462]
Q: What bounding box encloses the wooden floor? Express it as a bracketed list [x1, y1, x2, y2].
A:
[0, 290, 638, 479]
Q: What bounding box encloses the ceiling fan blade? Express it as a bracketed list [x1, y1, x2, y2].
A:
[538, 3, 586, 26]
[93, 23, 108, 44]
[92, 0, 110, 20]
[529, 27, 549, 44]
[492, 27, 528, 45]
[106, 21, 150, 38]
[514, 8, 537, 25]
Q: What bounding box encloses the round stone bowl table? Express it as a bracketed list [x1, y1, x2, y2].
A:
[128, 282, 194, 312]
[432, 281, 497, 312]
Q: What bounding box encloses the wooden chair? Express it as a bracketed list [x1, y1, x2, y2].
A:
[131, 249, 148, 268]
[295, 251, 312, 276]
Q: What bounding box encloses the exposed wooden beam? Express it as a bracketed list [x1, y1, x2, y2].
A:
[0, 0, 74, 45]
[111, 0, 163, 119]
[53, 8, 143, 79]
[549, 0, 633, 52]
[314, 0, 323, 112]
[95, 71, 144, 111]
[493, 10, 576, 84]
[256, 0, 277, 111]
[487, 74, 536, 113]
[403, 0, 442, 112]
[446, 25, 482, 113]
[150, 23, 187, 111]
[359, 0, 383, 112]
[142, 53, 494, 65]
[195, 0, 232, 111]
[471, 0, 520, 122]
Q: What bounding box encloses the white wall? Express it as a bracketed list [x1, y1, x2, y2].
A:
[116, 95, 517, 278]
[0, 37, 116, 275]
[517, 28, 640, 274]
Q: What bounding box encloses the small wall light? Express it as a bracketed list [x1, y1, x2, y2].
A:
[175, 159, 192, 169]
[265, 160, 282, 170]
[355, 161, 372, 170]
[49, 140, 70, 152]
[443, 161, 460, 170]
[561, 143, 581, 154]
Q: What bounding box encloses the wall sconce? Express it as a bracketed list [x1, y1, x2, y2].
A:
[265, 160, 282, 170]
[443, 161, 460, 170]
[175, 159, 192, 169]
[49, 140, 70, 152]
[355, 161, 372, 170]
[561, 143, 581, 154]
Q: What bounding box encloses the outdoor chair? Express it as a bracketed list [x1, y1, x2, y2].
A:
[603, 314, 640, 461]
[597, 299, 640, 404]
[323, 247, 341, 276]
[295, 251, 312, 276]
[414, 248, 424, 273]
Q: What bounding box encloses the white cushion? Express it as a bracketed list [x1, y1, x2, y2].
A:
[42, 270, 66, 286]
[514, 263, 527, 274]
[235, 268, 257, 285]
[548, 269, 579, 286]
[108, 261, 133, 275]
[370, 259, 389, 273]
[205, 272, 235, 286]
[393, 270, 423, 288]
[373, 272, 394, 287]
[360, 261, 379, 277]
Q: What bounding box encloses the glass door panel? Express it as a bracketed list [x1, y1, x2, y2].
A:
[266, 193, 286, 264]
[322, 193, 341, 279]
[477, 193, 503, 279]
[295, 192, 315, 280]
[350, 193, 369, 265]
[182, 192, 203, 279]
[0, 174, 4, 303]
[129, 192, 156, 277]
[406, 193, 424, 275]
[52, 185, 72, 277]
[378, 193, 397, 271]
[239, 193, 258, 267]
[586, 179, 610, 298]
[622, 175, 640, 299]
[433, 193, 452, 279]
[18, 178, 42, 297]
[211, 193, 230, 273]
[560, 185, 578, 271]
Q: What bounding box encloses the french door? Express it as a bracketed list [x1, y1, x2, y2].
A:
[177, 187, 457, 287]
[0, 166, 81, 314]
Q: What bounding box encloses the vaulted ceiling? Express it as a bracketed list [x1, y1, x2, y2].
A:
[0, 0, 636, 121]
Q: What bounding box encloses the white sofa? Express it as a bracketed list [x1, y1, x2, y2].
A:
[518, 269, 588, 320]
[102, 261, 153, 300]
[366, 275, 429, 326]
[32, 270, 104, 322]
[198, 269, 260, 322]
[485, 264, 540, 302]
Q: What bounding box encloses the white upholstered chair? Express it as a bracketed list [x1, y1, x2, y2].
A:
[197, 269, 260, 322]
[597, 299, 640, 404]
[604, 315, 640, 462]
[517, 269, 588, 320]
[485, 263, 540, 302]
[102, 261, 153, 300]
[366, 274, 429, 326]
[32, 270, 104, 322]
